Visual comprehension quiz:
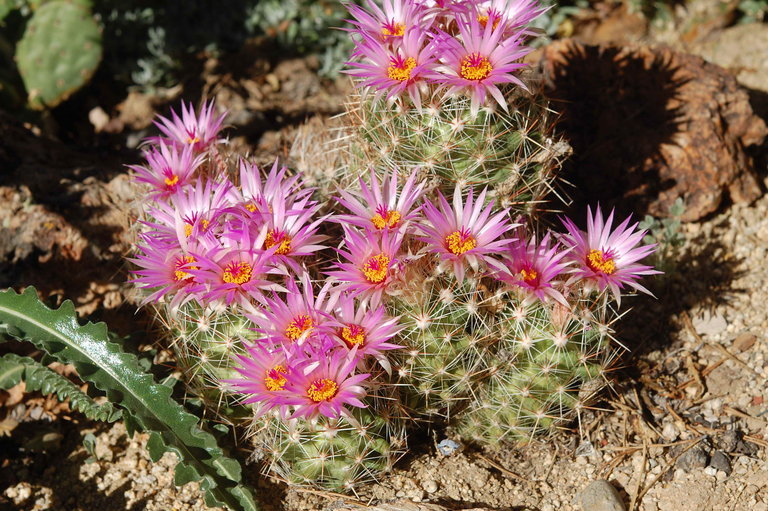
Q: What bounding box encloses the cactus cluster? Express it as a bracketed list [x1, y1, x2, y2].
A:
[8, 0, 102, 108]
[126, 0, 660, 496]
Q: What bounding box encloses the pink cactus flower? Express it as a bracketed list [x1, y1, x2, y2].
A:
[129, 142, 204, 199]
[149, 100, 226, 152]
[418, 185, 515, 282]
[495, 229, 572, 306]
[345, 26, 437, 111]
[334, 168, 425, 234]
[560, 205, 660, 303]
[429, 16, 532, 116]
[327, 227, 405, 306]
[277, 347, 369, 420]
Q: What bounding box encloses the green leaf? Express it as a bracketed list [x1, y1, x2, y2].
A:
[0, 287, 259, 511]
[0, 353, 122, 422]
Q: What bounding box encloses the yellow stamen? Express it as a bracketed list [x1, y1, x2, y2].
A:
[245, 202, 257, 213]
[460, 53, 493, 81]
[362, 253, 390, 283]
[307, 378, 338, 402]
[173, 256, 198, 282]
[187, 136, 200, 145]
[381, 22, 405, 37]
[387, 57, 416, 82]
[586, 249, 616, 275]
[370, 210, 402, 229]
[184, 219, 211, 238]
[341, 324, 366, 348]
[164, 175, 179, 187]
[285, 315, 314, 341]
[264, 365, 287, 391]
[477, 14, 500, 30]
[520, 268, 538, 283]
[265, 230, 292, 255]
[222, 261, 253, 285]
[445, 230, 477, 255]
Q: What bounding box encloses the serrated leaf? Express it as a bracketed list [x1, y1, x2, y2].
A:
[0, 287, 259, 511]
[0, 353, 122, 422]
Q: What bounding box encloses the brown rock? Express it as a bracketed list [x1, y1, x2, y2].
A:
[733, 332, 758, 352]
[540, 40, 767, 221]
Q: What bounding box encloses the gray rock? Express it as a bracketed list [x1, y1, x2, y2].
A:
[716, 430, 740, 453]
[676, 446, 709, 472]
[709, 451, 732, 476]
[579, 480, 626, 511]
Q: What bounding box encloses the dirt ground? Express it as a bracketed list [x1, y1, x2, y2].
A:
[1, 11, 767, 511]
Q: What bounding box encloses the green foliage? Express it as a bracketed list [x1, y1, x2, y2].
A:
[738, 0, 768, 21]
[245, 0, 357, 77]
[10, 0, 102, 108]
[0, 352, 122, 422]
[0, 287, 258, 511]
[95, 0, 358, 91]
[638, 197, 685, 275]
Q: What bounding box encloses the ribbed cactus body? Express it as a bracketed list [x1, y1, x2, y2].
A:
[392, 266, 620, 445]
[348, 77, 569, 214]
[255, 404, 406, 490]
[164, 301, 255, 417]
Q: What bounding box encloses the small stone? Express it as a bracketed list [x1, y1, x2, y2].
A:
[717, 431, 741, 452]
[733, 333, 758, 352]
[436, 438, 461, 456]
[422, 480, 438, 494]
[579, 480, 626, 511]
[676, 446, 709, 472]
[693, 311, 727, 337]
[709, 451, 733, 475]
[662, 422, 679, 441]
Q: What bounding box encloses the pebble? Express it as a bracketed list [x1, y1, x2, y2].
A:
[692, 311, 727, 337]
[422, 480, 438, 493]
[579, 480, 627, 511]
[733, 333, 758, 352]
[661, 422, 679, 441]
[676, 446, 709, 472]
[709, 451, 732, 476]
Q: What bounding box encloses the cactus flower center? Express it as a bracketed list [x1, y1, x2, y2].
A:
[387, 57, 417, 82]
[222, 261, 253, 285]
[520, 268, 538, 284]
[245, 202, 258, 213]
[371, 207, 402, 229]
[285, 315, 314, 341]
[164, 174, 179, 187]
[173, 256, 198, 282]
[265, 229, 292, 255]
[586, 249, 616, 275]
[341, 324, 367, 348]
[264, 365, 287, 391]
[460, 53, 493, 81]
[362, 253, 390, 283]
[307, 378, 338, 402]
[381, 21, 405, 37]
[477, 12, 501, 30]
[445, 229, 477, 255]
[184, 219, 210, 238]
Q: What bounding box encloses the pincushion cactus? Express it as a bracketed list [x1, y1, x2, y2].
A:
[122, 0, 659, 497]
